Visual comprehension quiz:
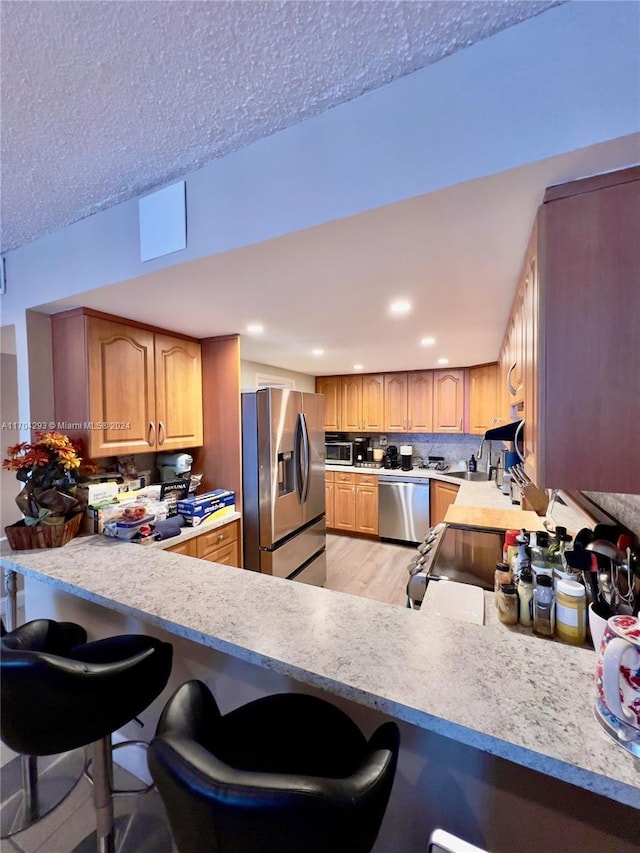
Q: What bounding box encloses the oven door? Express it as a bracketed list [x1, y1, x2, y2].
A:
[428, 525, 504, 590]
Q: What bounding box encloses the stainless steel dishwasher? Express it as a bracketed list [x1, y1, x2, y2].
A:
[378, 477, 430, 544]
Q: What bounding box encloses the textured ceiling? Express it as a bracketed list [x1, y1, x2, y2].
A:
[0, 0, 561, 254]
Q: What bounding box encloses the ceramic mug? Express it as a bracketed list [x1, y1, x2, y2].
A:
[595, 615, 640, 738]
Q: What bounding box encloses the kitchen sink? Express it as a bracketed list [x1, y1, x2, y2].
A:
[445, 470, 490, 482]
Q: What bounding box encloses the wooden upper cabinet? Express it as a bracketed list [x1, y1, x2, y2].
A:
[316, 376, 341, 431]
[52, 309, 203, 457]
[432, 370, 465, 433]
[361, 375, 384, 432]
[87, 317, 157, 455]
[539, 169, 640, 493]
[468, 363, 498, 435]
[154, 334, 203, 450]
[383, 373, 408, 431]
[407, 371, 433, 432]
[341, 375, 363, 432]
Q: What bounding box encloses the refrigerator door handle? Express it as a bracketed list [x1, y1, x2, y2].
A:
[295, 412, 311, 504]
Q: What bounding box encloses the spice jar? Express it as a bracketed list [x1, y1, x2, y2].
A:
[555, 578, 587, 645]
[497, 583, 519, 625]
[494, 562, 512, 604]
[533, 574, 555, 638]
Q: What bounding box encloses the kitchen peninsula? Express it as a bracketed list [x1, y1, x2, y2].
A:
[2, 495, 638, 852]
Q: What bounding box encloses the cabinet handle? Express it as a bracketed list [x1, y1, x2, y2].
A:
[158, 421, 165, 446]
[218, 533, 224, 542]
[148, 421, 155, 446]
[514, 418, 526, 463]
[507, 361, 523, 397]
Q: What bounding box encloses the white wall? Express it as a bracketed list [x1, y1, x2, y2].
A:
[240, 360, 316, 393]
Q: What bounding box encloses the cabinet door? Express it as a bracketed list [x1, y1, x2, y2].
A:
[468, 364, 498, 435]
[407, 371, 433, 432]
[333, 482, 356, 531]
[523, 250, 539, 484]
[430, 480, 460, 527]
[541, 175, 640, 492]
[433, 370, 465, 433]
[87, 317, 156, 456]
[355, 484, 379, 535]
[341, 376, 363, 432]
[316, 376, 341, 431]
[362, 374, 384, 432]
[325, 481, 335, 528]
[200, 541, 239, 566]
[383, 373, 408, 431]
[155, 334, 203, 450]
[195, 519, 238, 554]
[165, 538, 197, 557]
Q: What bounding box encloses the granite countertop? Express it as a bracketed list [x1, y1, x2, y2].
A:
[2, 534, 638, 809]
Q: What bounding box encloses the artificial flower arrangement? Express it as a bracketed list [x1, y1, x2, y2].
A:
[3, 431, 95, 527]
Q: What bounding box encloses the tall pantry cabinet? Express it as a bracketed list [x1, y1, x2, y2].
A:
[51, 308, 203, 457]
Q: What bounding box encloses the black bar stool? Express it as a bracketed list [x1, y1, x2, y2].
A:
[0, 618, 88, 838]
[148, 679, 400, 853]
[1, 627, 173, 853]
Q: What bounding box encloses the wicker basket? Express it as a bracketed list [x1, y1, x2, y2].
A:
[4, 513, 83, 550]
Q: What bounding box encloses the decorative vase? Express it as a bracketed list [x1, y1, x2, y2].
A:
[4, 513, 83, 551]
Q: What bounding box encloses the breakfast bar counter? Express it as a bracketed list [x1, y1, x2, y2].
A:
[2, 532, 638, 823]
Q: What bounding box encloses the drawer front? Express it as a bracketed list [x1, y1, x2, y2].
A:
[165, 538, 197, 557]
[325, 470, 335, 483]
[196, 521, 239, 559]
[200, 541, 239, 567]
[355, 473, 377, 486]
[334, 471, 356, 484]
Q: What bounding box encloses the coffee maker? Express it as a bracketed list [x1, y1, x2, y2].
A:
[353, 437, 370, 465]
[400, 444, 413, 471]
[384, 445, 399, 469]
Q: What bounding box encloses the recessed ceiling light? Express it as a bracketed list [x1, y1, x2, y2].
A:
[246, 323, 264, 334]
[353, 364, 364, 371]
[420, 337, 436, 347]
[389, 299, 412, 316]
[437, 357, 449, 365]
[312, 348, 324, 357]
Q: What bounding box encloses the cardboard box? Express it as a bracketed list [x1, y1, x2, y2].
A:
[177, 490, 235, 526]
[77, 482, 119, 507]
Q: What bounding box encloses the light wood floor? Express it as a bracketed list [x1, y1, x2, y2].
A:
[324, 533, 415, 607]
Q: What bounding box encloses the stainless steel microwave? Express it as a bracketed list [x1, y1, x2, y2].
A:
[325, 441, 353, 466]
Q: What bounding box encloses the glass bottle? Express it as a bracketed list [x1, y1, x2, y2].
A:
[510, 530, 530, 583]
[497, 583, 519, 626]
[518, 566, 534, 627]
[494, 562, 512, 602]
[533, 574, 555, 638]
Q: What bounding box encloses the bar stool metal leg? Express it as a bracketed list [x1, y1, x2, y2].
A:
[0, 749, 86, 838]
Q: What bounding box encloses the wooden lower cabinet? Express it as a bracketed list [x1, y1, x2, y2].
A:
[165, 519, 240, 567]
[165, 538, 196, 557]
[430, 481, 460, 528]
[327, 472, 378, 536]
[355, 475, 379, 536]
[325, 472, 335, 529]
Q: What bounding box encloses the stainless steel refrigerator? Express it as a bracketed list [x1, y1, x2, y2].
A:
[242, 388, 326, 585]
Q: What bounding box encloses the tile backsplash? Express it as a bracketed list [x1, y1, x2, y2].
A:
[583, 492, 640, 537]
[340, 433, 494, 470]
